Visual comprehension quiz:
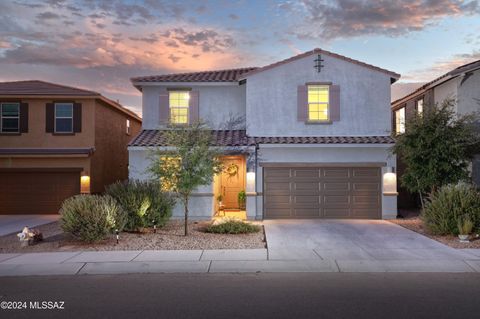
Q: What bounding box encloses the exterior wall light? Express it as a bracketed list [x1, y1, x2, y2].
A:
[382, 167, 397, 195]
[80, 173, 91, 194]
[246, 171, 256, 193]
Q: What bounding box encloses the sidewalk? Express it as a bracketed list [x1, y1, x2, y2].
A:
[1, 248, 480, 276]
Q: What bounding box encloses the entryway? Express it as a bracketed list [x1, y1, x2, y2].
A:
[214, 155, 246, 219]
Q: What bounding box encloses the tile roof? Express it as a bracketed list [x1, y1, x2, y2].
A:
[0, 148, 95, 155]
[0, 80, 99, 96]
[131, 67, 258, 83]
[391, 59, 480, 106]
[129, 130, 394, 147]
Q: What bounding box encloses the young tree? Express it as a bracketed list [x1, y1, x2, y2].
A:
[392, 98, 479, 208]
[149, 122, 223, 235]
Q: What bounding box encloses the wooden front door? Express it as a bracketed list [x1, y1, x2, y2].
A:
[220, 156, 246, 209]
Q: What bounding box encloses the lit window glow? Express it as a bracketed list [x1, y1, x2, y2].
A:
[395, 107, 405, 134]
[416, 99, 423, 115]
[308, 85, 329, 121]
[169, 91, 189, 124]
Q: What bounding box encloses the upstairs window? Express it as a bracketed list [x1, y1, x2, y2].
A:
[416, 98, 424, 115]
[308, 85, 329, 121]
[55, 103, 73, 133]
[0, 102, 20, 133]
[126, 119, 131, 135]
[395, 107, 405, 134]
[169, 91, 189, 124]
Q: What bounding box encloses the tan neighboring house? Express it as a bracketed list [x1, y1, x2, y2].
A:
[0, 80, 142, 214]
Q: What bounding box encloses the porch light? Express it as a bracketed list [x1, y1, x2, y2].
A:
[246, 171, 256, 193]
[382, 167, 397, 195]
[80, 173, 90, 194]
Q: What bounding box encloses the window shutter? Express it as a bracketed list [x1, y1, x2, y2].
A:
[189, 90, 199, 124]
[20, 102, 28, 133]
[73, 103, 82, 133]
[297, 85, 308, 121]
[329, 85, 340, 122]
[46, 103, 54, 133]
[159, 90, 169, 124]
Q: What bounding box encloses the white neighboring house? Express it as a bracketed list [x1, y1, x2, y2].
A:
[129, 48, 400, 220]
[392, 60, 480, 194]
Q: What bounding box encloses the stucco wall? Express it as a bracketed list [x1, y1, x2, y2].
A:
[457, 69, 480, 116]
[141, 84, 246, 130]
[245, 54, 393, 137]
[0, 97, 95, 148]
[91, 100, 141, 193]
[434, 78, 459, 110]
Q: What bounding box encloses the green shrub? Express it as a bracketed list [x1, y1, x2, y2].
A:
[422, 183, 480, 235]
[205, 219, 261, 234]
[106, 180, 175, 231]
[60, 195, 126, 242]
[457, 217, 474, 235]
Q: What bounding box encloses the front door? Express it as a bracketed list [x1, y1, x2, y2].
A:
[220, 156, 246, 209]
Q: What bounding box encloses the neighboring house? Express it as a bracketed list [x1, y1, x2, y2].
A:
[391, 60, 480, 208]
[129, 48, 400, 220]
[0, 80, 142, 215]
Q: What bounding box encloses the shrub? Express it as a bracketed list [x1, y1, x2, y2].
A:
[422, 183, 480, 235]
[458, 217, 474, 235]
[106, 180, 175, 231]
[205, 219, 261, 234]
[60, 195, 126, 242]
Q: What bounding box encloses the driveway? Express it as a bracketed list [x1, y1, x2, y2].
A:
[0, 215, 59, 236]
[264, 219, 474, 262]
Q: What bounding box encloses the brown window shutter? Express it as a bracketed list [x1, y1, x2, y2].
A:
[20, 102, 28, 133]
[189, 90, 199, 124]
[297, 85, 308, 121]
[159, 90, 169, 124]
[73, 103, 82, 132]
[46, 103, 54, 133]
[329, 85, 340, 121]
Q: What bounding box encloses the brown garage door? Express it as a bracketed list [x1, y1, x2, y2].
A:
[0, 170, 80, 214]
[263, 166, 381, 219]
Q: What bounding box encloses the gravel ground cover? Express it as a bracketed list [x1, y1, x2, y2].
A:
[0, 220, 265, 253]
[390, 217, 480, 249]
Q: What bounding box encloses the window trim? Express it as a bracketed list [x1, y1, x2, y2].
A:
[168, 90, 190, 125]
[415, 97, 424, 115]
[54, 102, 74, 134]
[307, 84, 330, 123]
[395, 106, 406, 135]
[0, 102, 20, 134]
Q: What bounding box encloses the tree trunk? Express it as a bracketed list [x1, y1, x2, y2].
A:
[418, 191, 425, 211]
[184, 196, 189, 236]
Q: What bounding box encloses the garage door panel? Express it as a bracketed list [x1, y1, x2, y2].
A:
[0, 171, 80, 215]
[294, 208, 320, 218]
[264, 166, 381, 219]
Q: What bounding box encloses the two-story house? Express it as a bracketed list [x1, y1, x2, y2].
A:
[392, 60, 480, 209]
[0, 80, 141, 215]
[129, 48, 400, 220]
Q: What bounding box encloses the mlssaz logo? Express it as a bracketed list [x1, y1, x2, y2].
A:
[29, 301, 65, 310]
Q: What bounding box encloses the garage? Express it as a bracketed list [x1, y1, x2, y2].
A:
[263, 166, 381, 219]
[0, 169, 80, 214]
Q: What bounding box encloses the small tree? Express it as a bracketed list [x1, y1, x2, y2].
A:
[149, 122, 223, 235]
[392, 98, 479, 208]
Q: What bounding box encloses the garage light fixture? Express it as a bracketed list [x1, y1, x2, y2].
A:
[80, 173, 90, 194]
[382, 167, 397, 195]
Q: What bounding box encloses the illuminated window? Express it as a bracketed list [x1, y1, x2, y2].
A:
[308, 85, 329, 121]
[395, 107, 405, 134]
[169, 91, 189, 124]
[416, 98, 423, 115]
[0, 102, 19, 133]
[126, 119, 130, 134]
[54, 103, 73, 133]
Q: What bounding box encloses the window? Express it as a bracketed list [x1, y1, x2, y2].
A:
[0, 102, 20, 133]
[126, 119, 131, 134]
[169, 91, 189, 124]
[395, 107, 405, 134]
[308, 85, 329, 121]
[416, 98, 423, 115]
[54, 103, 73, 133]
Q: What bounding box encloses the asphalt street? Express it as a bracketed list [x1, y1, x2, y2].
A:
[1, 273, 480, 319]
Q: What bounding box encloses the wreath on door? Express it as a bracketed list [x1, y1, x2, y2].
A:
[225, 163, 239, 177]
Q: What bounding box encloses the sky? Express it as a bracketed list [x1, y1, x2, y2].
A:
[1, 0, 479, 115]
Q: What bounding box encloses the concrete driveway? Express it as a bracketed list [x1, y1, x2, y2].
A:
[264, 219, 475, 263]
[0, 215, 59, 236]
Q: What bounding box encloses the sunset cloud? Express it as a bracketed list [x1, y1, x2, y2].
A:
[284, 0, 480, 39]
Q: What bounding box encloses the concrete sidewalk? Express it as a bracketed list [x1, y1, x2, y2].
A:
[1, 248, 480, 276]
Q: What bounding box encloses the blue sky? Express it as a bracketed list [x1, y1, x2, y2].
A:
[0, 0, 479, 115]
